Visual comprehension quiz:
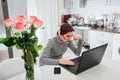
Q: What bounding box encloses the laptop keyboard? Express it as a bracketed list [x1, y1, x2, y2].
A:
[60, 57, 82, 74]
[65, 57, 81, 68]
[71, 56, 81, 63]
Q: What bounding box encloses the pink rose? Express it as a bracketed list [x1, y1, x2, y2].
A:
[14, 22, 25, 30]
[16, 15, 27, 25]
[3, 19, 13, 28]
[29, 16, 43, 28]
[33, 19, 43, 28]
[29, 16, 37, 24]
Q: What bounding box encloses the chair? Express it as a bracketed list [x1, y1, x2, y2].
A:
[0, 57, 25, 80]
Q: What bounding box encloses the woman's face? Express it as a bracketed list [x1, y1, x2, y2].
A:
[62, 32, 74, 42]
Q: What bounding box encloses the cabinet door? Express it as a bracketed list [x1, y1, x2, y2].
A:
[112, 34, 120, 61]
[72, 0, 79, 9]
[111, 0, 120, 6]
[64, 0, 80, 9]
[89, 30, 113, 58]
[89, 30, 113, 46]
[87, 0, 107, 7]
[64, 0, 72, 9]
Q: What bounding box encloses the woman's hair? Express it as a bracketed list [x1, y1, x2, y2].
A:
[58, 23, 74, 35]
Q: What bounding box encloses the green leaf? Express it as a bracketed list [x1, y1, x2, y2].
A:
[15, 37, 24, 49]
[25, 41, 34, 47]
[15, 32, 20, 36]
[37, 45, 43, 50]
[32, 48, 39, 57]
[34, 58, 37, 63]
[29, 25, 36, 34]
[16, 44, 23, 50]
[22, 31, 29, 39]
[21, 55, 25, 60]
[32, 48, 39, 63]
[30, 36, 38, 42]
[0, 37, 16, 47]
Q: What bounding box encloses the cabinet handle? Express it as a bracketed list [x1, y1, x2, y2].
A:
[101, 34, 105, 36]
[70, 2, 71, 8]
[70, 1, 72, 8]
[72, 1, 73, 8]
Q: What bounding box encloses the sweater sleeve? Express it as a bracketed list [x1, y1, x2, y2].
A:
[39, 39, 60, 65]
[68, 39, 83, 56]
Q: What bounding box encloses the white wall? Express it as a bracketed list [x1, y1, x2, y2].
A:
[58, 0, 71, 25]
[7, 0, 27, 21]
[27, 0, 37, 17]
[35, 0, 59, 46]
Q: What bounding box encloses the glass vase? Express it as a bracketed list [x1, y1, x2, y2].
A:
[25, 64, 34, 80]
[24, 49, 35, 80]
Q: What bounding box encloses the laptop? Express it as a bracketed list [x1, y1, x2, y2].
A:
[60, 43, 108, 75]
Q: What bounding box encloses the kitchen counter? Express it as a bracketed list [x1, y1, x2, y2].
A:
[73, 25, 120, 34]
[91, 27, 120, 34]
[73, 26, 91, 30]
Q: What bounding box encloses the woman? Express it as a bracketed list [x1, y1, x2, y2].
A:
[40, 23, 83, 65]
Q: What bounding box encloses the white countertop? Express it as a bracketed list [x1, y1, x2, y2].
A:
[73, 26, 91, 30]
[7, 58, 120, 80]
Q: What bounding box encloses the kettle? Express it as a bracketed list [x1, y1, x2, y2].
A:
[67, 18, 76, 25]
[79, 17, 84, 25]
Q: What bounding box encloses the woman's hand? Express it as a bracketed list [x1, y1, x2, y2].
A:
[59, 35, 67, 42]
[58, 60, 75, 66]
[73, 34, 83, 41]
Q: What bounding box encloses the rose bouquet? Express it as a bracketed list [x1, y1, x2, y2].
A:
[0, 15, 43, 80]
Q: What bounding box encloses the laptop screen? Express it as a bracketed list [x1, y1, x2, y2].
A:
[77, 43, 108, 73]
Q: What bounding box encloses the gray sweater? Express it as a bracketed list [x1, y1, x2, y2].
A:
[40, 36, 83, 65]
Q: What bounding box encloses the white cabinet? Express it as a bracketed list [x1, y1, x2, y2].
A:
[111, 0, 120, 6]
[74, 26, 90, 44]
[64, 0, 85, 9]
[87, 0, 107, 7]
[64, 0, 72, 9]
[112, 34, 120, 61]
[89, 30, 114, 58]
[87, 0, 120, 6]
